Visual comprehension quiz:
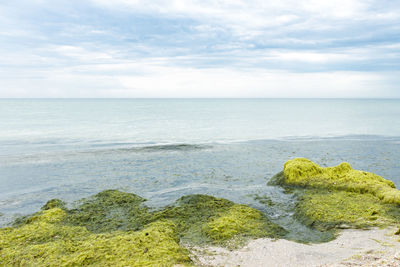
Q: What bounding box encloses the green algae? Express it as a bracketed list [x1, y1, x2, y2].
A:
[12, 190, 150, 231]
[1, 191, 286, 265]
[278, 158, 400, 204]
[41, 199, 66, 211]
[269, 158, 400, 233]
[66, 190, 150, 233]
[0, 208, 191, 266]
[150, 194, 235, 244]
[254, 195, 276, 206]
[295, 190, 400, 231]
[204, 204, 286, 242]
[150, 194, 286, 245]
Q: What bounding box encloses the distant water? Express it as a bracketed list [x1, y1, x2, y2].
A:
[1, 99, 400, 241]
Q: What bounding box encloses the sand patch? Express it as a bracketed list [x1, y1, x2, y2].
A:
[190, 227, 400, 267]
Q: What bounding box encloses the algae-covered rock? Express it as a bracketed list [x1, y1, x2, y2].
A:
[273, 158, 400, 204]
[151, 194, 234, 244]
[295, 190, 400, 231]
[269, 158, 400, 232]
[1, 190, 285, 265]
[41, 199, 66, 210]
[66, 190, 150, 232]
[13, 205, 67, 227]
[204, 204, 286, 241]
[0, 208, 191, 266]
[151, 194, 286, 245]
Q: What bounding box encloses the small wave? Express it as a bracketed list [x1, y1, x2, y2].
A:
[134, 143, 211, 152]
[81, 143, 213, 154]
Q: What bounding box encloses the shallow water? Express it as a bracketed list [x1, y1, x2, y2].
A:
[1, 99, 399, 241]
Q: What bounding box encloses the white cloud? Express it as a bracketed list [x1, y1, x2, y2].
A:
[265, 51, 362, 63]
[115, 66, 391, 98]
[0, 0, 399, 97]
[51, 45, 114, 61]
[3, 56, 389, 98]
[89, 0, 393, 37]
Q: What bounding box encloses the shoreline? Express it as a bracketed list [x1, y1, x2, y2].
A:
[2, 159, 400, 266]
[190, 226, 400, 267]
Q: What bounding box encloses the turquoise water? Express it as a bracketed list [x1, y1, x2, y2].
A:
[1, 99, 400, 152]
[1, 99, 400, 240]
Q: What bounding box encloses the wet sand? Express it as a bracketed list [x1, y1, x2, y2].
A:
[190, 227, 400, 267]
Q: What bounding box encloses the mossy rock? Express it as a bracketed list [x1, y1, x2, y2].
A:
[295, 189, 400, 231]
[277, 158, 400, 204]
[0, 208, 191, 266]
[204, 204, 286, 242]
[1, 190, 286, 265]
[151, 194, 286, 245]
[269, 158, 400, 232]
[41, 199, 66, 210]
[150, 194, 234, 243]
[66, 190, 150, 233]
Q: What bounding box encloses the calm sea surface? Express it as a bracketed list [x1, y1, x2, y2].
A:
[1, 99, 400, 241]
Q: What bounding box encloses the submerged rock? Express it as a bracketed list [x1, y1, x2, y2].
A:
[0, 190, 285, 265]
[269, 158, 400, 232]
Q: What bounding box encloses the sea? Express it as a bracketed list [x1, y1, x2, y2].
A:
[1, 99, 400, 241]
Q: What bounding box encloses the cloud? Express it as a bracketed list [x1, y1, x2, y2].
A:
[2, 56, 399, 98]
[0, 0, 399, 97]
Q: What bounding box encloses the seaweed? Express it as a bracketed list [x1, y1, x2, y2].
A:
[0, 208, 191, 266]
[295, 189, 400, 231]
[150, 194, 286, 245]
[270, 158, 400, 232]
[1, 191, 285, 265]
[65, 190, 150, 233]
[204, 204, 286, 242]
[41, 199, 66, 210]
[150, 194, 234, 244]
[254, 195, 276, 206]
[280, 158, 400, 204]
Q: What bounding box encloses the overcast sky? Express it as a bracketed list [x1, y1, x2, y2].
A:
[1, 0, 400, 98]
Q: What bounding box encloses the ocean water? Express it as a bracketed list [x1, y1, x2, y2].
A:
[1, 99, 400, 240]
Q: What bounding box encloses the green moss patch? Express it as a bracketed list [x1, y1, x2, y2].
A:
[66, 190, 150, 233]
[1, 191, 286, 265]
[150, 194, 234, 244]
[151, 194, 286, 245]
[0, 208, 191, 266]
[41, 199, 67, 211]
[270, 158, 400, 233]
[280, 158, 400, 204]
[295, 190, 400, 231]
[204, 204, 286, 242]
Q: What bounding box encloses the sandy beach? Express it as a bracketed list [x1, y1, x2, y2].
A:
[191, 227, 400, 267]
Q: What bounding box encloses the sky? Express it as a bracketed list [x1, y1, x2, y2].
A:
[0, 0, 400, 98]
